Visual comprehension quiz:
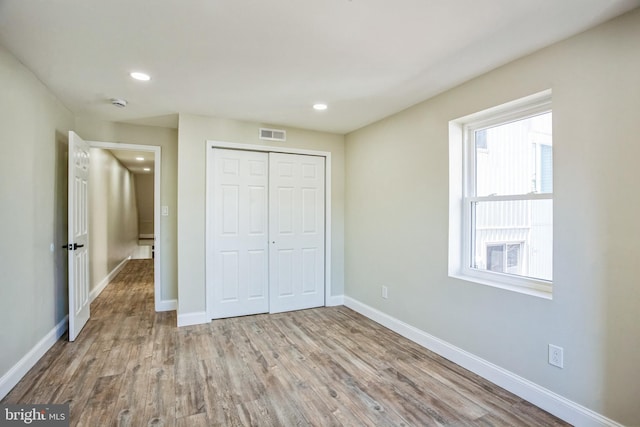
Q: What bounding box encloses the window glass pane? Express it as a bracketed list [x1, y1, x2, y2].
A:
[475, 112, 552, 197]
[506, 244, 520, 274]
[506, 244, 520, 268]
[472, 199, 552, 281]
[486, 245, 504, 272]
[475, 129, 487, 150]
[540, 144, 553, 193]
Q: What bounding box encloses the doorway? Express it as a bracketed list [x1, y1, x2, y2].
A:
[89, 141, 163, 312]
[206, 141, 332, 320]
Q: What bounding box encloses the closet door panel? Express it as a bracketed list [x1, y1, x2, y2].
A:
[269, 153, 325, 313]
[210, 148, 269, 319]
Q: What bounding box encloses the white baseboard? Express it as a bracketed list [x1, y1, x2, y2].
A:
[156, 299, 177, 312]
[326, 294, 344, 306]
[90, 256, 130, 302]
[177, 311, 208, 327]
[343, 296, 623, 427]
[0, 316, 68, 400]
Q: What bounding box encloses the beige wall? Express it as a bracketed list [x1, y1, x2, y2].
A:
[345, 9, 640, 425]
[0, 45, 74, 380]
[134, 173, 154, 236]
[177, 114, 345, 314]
[75, 119, 178, 303]
[88, 148, 139, 290]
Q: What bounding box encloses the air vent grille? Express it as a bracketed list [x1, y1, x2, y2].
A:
[259, 128, 286, 142]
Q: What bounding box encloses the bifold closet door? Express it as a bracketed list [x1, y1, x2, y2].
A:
[211, 149, 269, 319]
[269, 153, 325, 313]
[210, 148, 325, 319]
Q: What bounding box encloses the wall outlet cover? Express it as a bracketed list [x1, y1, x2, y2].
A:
[548, 344, 564, 368]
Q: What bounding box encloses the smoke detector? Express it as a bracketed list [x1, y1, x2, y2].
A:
[111, 98, 128, 108]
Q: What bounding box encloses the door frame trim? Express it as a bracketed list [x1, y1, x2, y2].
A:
[89, 141, 164, 312]
[205, 140, 332, 320]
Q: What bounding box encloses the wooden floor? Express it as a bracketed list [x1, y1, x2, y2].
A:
[3, 259, 569, 426]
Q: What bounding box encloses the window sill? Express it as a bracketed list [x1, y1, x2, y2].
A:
[449, 272, 553, 300]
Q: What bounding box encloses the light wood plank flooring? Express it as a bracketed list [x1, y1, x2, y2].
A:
[3, 259, 569, 426]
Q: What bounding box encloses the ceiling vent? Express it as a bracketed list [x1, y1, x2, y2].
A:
[259, 128, 286, 142]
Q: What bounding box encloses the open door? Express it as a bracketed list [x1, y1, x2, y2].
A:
[67, 131, 90, 341]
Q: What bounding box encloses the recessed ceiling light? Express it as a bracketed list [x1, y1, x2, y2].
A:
[130, 72, 151, 81]
[313, 103, 328, 111]
[143, 168, 151, 172]
[136, 157, 145, 161]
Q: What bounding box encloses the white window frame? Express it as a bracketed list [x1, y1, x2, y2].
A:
[449, 90, 553, 299]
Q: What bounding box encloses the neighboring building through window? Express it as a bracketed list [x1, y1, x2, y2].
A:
[486, 242, 522, 275]
[539, 144, 553, 193]
[449, 90, 553, 297]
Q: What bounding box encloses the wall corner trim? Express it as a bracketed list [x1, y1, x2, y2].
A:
[156, 299, 177, 312]
[326, 295, 344, 306]
[177, 311, 208, 327]
[343, 296, 624, 427]
[0, 316, 68, 400]
[90, 256, 131, 303]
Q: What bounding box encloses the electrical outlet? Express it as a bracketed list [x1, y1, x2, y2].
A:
[548, 344, 564, 368]
[381, 286, 388, 299]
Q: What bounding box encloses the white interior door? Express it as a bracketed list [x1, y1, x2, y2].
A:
[211, 149, 270, 318]
[67, 131, 90, 341]
[269, 153, 325, 313]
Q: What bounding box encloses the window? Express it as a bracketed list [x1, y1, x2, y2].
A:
[486, 243, 522, 275]
[449, 90, 553, 297]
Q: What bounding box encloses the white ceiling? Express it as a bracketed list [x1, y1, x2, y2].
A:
[109, 149, 155, 175]
[0, 0, 638, 134]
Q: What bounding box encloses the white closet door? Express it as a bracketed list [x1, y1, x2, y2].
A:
[269, 153, 325, 313]
[211, 149, 269, 319]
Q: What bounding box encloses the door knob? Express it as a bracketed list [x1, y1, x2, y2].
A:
[62, 243, 85, 250]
